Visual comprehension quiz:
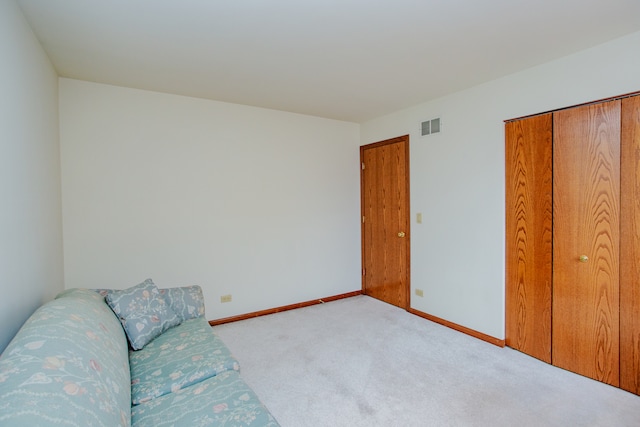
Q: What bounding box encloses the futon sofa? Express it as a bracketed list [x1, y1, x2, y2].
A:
[0, 280, 279, 426]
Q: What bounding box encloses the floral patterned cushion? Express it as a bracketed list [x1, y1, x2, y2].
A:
[0, 289, 131, 426]
[158, 286, 206, 322]
[129, 316, 239, 405]
[106, 279, 180, 350]
[95, 284, 206, 322]
[131, 370, 280, 427]
[0, 286, 277, 427]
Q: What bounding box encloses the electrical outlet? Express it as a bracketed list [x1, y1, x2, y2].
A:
[220, 294, 232, 303]
[415, 289, 424, 297]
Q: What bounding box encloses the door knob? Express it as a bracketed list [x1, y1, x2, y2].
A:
[579, 255, 589, 263]
[398, 232, 406, 238]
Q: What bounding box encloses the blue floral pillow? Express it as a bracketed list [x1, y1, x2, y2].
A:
[159, 285, 206, 322]
[105, 278, 180, 350]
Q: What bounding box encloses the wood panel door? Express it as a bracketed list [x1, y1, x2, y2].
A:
[620, 95, 640, 394]
[361, 135, 410, 309]
[552, 100, 621, 386]
[505, 113, 553, 363]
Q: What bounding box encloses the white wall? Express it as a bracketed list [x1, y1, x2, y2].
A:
[0, 1, 63, 352]
[361, 31, 640, 340]
[59, 79, 361, 319]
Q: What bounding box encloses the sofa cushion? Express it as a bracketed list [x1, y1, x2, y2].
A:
[131, 370, 279, 427]
[159, 285, 206, 322]
[129, 316, 239, 405]
[0, 289, 131, 427]
[106, 279, 180, 350]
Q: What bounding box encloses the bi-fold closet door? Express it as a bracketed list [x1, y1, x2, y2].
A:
[505, 94, 640, 395]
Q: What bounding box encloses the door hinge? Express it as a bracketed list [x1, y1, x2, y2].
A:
[361, 162, 365, 170]
[362, 216, 365, 223]
[362, 268, 366, 276]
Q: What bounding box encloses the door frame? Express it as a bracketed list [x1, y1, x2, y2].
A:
[360, 135, 411, 310]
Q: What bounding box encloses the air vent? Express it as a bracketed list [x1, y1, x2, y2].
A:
[421, 118, 441, 136]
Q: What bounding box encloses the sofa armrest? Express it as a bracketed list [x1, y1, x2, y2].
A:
[0, 289, 131, 426]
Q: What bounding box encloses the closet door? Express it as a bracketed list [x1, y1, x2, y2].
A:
[505, 113, 553, 363]
[620, 95, 640, 394]
[552, 100, 621, 386]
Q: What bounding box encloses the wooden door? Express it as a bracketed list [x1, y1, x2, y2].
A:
[552, 100, 621, 386]
[361, 135, 410, 309]
[620, 94, 640, 394]
[505, 113, 553, 363]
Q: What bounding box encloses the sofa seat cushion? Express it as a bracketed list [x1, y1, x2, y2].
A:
[131, 370, 279, 427]
[0, 289, 131, 427]
[130, 316, 239, 405]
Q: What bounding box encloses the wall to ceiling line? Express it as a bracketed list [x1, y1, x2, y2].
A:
[361, 30, 640, 339]
[59, 78, 362, 319]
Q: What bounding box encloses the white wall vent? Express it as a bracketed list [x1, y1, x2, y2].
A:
[421, 118, 441, 136]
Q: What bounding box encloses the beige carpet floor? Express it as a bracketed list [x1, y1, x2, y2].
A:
[214, 295, 640, 426]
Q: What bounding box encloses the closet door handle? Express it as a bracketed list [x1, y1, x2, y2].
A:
[579, 255, 589, 263]
[398, 232, 406, 238]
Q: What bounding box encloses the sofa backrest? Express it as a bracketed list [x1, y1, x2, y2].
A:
[0, 288, 132, 426]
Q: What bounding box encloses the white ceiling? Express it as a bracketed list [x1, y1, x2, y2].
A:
[17, 0, 640, 122]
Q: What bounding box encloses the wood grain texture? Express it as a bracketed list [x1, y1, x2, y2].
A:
[209, 291, 362, 326]
[360, 135, 410, 309]
[620, 94, 640, 394]
[505, 114, 553, 363]
[504, 90, 640, 123]
[409, 308, 505, 347]
[552, 101, 620, 386]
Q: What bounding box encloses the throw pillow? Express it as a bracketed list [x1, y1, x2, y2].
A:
[105, 279, 180, 350]
[160, 285, 206, 322]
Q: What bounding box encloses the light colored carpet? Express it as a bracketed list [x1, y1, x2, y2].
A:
[214, 295, 640, 426]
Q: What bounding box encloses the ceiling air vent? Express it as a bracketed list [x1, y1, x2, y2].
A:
[421, 117, 441, 136]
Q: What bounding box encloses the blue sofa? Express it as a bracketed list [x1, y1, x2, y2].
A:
[0, 285, 279, 426]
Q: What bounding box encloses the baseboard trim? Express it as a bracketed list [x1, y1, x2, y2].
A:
[209, 290, 362, 326]
[408, 308, 505, 348]
[209, 292, 505, 348]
